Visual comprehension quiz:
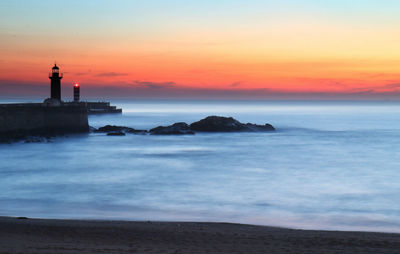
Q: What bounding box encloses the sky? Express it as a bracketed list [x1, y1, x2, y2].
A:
[1, 0, 400, 100]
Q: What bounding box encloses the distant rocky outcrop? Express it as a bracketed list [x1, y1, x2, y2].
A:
[150, 122, 195, 135]
[96, 125, 134, 133]
[149, 116, 275, 135]
[190, 116, 275, 132]
[97, 116, 275, 137]
[95, 125, 147, 135]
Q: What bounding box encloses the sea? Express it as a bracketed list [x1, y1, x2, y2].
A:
[1, 99, 400, 233]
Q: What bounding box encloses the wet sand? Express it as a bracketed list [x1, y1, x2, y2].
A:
[0, 216, 399, 254]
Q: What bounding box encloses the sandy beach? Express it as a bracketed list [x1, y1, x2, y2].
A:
[0, 217, 399, 254]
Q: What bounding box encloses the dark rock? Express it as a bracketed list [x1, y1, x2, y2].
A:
[125, 129, 148, 134]
[107, 131, 126, 136]
[245, 123, 276, 131]
[96, 125, 135, 133]
[149, 116, 274, 135]
[95, 125, 147, 134]
[190, 116, 244, 132]
[91, 116, 274, 137]
[190, 116, 275, 132]
[150, 122, 195, 135]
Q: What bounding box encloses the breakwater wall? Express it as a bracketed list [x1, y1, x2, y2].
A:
[0, 103, 89, 139]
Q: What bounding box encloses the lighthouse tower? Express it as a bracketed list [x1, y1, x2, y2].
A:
[74, 83, 80, 102]
[49, 64, 63, 101]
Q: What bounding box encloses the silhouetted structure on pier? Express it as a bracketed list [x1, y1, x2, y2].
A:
[45, 64, 121, 113]
[0, 63, 123, 140]
[49, 64, 62, 101]
[74, 83, 80, 102]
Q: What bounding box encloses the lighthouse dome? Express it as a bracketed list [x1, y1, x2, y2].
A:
[52, 64, 59, 70]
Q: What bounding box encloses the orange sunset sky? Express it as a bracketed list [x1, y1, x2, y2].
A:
[1, 0, 400, 99]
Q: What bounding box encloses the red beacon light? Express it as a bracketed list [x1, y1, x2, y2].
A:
[73, 83, 80, 102]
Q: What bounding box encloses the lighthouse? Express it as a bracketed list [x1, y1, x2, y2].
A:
[74, 83, 80, 102]
[49, 64, 63, 101]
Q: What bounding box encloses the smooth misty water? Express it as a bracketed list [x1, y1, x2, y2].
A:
[1, 100, 400, 233]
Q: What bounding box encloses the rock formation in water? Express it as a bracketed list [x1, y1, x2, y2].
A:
[148, 116, 275, 135]
[190, 116, 275, 132]
[98, 116, 275, 136]
[95, 125, 147, 135]
[150, 122, 195, 135]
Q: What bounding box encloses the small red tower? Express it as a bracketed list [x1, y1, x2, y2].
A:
[74, 83, 80, 102]
[49, 64, 63, 100]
